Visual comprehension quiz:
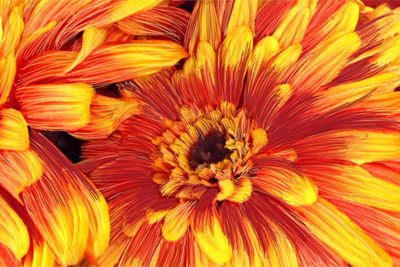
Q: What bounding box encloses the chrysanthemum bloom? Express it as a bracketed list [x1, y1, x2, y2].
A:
[81, 0, 400, 266]
[0, 0, 187, 265]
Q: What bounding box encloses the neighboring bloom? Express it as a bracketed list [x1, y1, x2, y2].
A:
[81, 0, 400, 266]
[0, 0, 187, 265]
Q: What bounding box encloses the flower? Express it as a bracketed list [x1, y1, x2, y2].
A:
[0, 0, 187, 265]
[81, 0, 400, 266]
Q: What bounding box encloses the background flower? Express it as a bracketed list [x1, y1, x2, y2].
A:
[80, 0, 400, 266]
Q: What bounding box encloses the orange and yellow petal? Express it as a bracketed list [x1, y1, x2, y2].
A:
[69, 94, 141, 140]
[16, 83, 94, 131]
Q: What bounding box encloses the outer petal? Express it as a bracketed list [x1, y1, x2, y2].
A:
[69, 94, 140, 140]
[0, 108, 29, 150]
[64, 41, 188, 84]
[16, 83, 94, 131]
[299, 161, 400, 211]
[253, 159, 317, 206]
[0, 196, 29, 261]
[0, 149, 42, 202]
[294, 197, 391, 266]
[22, 130, 109, 265]
[0, 52, 16, 105]
[23, 240, 55, 267]
[191, 190, 232, 265]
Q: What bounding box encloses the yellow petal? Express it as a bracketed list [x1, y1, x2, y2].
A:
[187, 0, 221, 54]
[0, 108, 29, 150]
[64, 26, 107, 73]
[69, 94, 140, 140]
[248, 36, 279, 75]
[16, 83, 95, 131]
[332, 131, 400, 164]
[295, 197, 392, 266]
[0, 51, 16, 105]
[0, 196, 30, 260]
[306, 163, 400, 211]
[317, 72, 399, 110]
[0, 6, 23, 58]
[66, 40, 188, 84]
[192, 204, 232, 265]
[271, 44, 302, 72]
[24, 241, 55, 267]
[254, 164, 317, 206]
[267, 222, 298, 267]
[291, 32, 361, 92]
[0, 149, 42, 202]
[226, 0, 257, 35]
[110, 0, 163, 24]
[162, 201, 194, 241]
[272, 6, 311, 48]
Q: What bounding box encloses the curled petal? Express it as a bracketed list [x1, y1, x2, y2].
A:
[0, 108, 29, 150]
[16, 83, 95, 131]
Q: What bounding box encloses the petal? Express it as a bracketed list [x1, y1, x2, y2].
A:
[64, 26, 107, 73]
[289, 32, 361, 93]
[272, 6, 312, 49]
[23, 240, 55, 267]
[69, 94, 140, 140]
[225, 0, 257, 36]
[117, 6, 190, 43]
[191, 190, 232, 265]
[0, 51, 16, 105]
[267, 222, 298, 267]
[22, 130, 110, 265]
[162, 201, 194, 241]
[0, 243, 21, 266]
[331, 131, 400, 164]
[253, 159, 317, 206]
[108, 0, 163, 24]
[0, 6, 23, 58]
[217, 25, 253, 105]
[185, 0, 221, 55]
[65, 40, 188, 84]
[0, 149, 42, 202]
[16, 83, 94, 131]
[300, 161, 400, 211]
[294, 197, 391, 266]
[0, 108, 29, 150]
[0, 196, 29, 260]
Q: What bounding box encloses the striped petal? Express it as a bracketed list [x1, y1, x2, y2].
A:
[253, 160, 317, 206]
[69, 94, 140, 140]
[0, 108, 29, 150]
[16, 83, 94, 131]
[23, 240, 55, 267]
[225, 0, 257, 35]
[0, 196, 29, 261]
[0, 149, 42, 202]
[0, 51, 16, 105]
[22, 131, 109, 265]
[162, 201, 194, 241]
[294, 197, 391, 266]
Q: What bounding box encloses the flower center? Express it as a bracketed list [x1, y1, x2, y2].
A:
[151, 102, 268, 203]
[190, 130, 231, 170]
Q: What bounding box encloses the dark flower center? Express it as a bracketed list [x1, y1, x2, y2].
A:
[190, 130, 230, 169]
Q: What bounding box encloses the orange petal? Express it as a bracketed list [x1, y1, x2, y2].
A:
[0, 196, 29, 260]
[294, 197, 391, 266]
[217, 25, 253, 105]
[0, 51, 16, 105]
[0, 108, 29, 150]
[267, 222, 298, 267]
[16, 83, 94, 131]
[65, 40, 188, 84]
[22, 130, 109, 265]
[0, 149, 42, 202]
[117, 6, 190, 43]
[69, 94, 140, 140]
[64, 26, 107, 73]
[0, 243, 22, 266]
[253, 161, 317, 206]
[185, 0, 221, 55]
